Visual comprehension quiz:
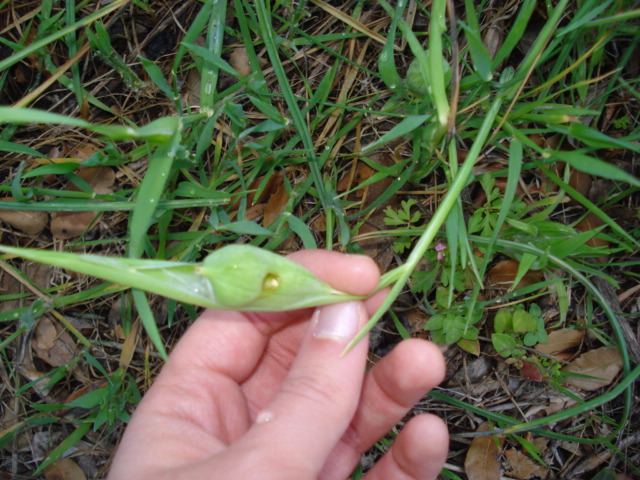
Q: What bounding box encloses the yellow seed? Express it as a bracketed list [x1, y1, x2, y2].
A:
[262, 274, 280, 291]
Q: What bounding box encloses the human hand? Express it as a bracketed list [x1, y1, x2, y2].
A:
[107, 250, 448, 480]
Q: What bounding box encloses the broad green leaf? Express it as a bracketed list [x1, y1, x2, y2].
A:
[512, 309, 536, 333]
[492, 333, 517, 357]
[494, 309, 512, 334]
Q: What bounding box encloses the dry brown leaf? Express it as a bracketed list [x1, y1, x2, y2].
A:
[263, 178, 289, 227]
[563, 346, 622, 391]
[543, 395, 579, 416]
[406, 309, 429, 334]
[184, 67, 201, 107]
[483, 26, 503, 61]
[487, 259, 544, 289]
[1, 260, 55, 313]
[568, 168, 593, 201]
[74, 165, 115, 194]
[464, 422, 503, 480]
[43, 457, 87, 480]
[524, 394, 580, 418]
[519, 360, 543, 382]
[51, 166, 114, 239]
[20, 367, 53, 396]
[504, 448, 549, 479]
[229, 171, 283, 212]
[229, 47, 251, 76]
[32, 316, 77, 367]
[311, 212, 326, 232]
[574, 212, 609, 263]
[342, 156, 397, 271]
[535, 328, 584, 355]
[244, 204, 265, 221]
[0, 197, 48, 234]
[51, 211, 99, 239]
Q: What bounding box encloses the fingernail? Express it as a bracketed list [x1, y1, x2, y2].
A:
[313, 301, 361, 341]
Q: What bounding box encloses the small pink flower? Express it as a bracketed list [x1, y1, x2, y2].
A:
[435, 242, 446, 261]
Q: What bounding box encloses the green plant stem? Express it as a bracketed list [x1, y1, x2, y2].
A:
[254, 0, 334, 246]
[342, 95, 505, 354]
[429, 0, 450, 128]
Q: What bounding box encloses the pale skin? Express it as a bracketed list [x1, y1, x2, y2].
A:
[107, 250, 449, 480]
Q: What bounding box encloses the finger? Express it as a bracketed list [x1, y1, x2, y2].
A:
[320, 339, 446, 478]
[287, 250, 380, 295]
[220, 300, 371, 478]
[164, 250, 382, 380]
[363, 414, 449, 480]
[251, 251, 382, 328]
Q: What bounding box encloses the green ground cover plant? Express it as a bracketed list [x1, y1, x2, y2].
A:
[0, 0, 639, 477]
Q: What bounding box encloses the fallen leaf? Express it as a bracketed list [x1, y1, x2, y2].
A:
[483, 26, 503, 61]
[504, 448, 549, 479]
[0, 197, 48, 234]
[1, 260, 55, 313]
[464, 422, 503, 480]
[342, 155, 397, 271]
[51, 211, 99, 239]
[520, 360, 543, 382]
[263, 177, 289, 227]
[406, 309, 429, 334]
[184, 66, 201, 107]
[542, 395, 580, 416]
[19, 367, 53, 396]
[73, 165, 115, 194]
[32, 316, 77, 367]
[51, 166, 114, 239]
[574, 212, 609, 263]
[229, 171, 283, 212]
[563, 346, 622, 391]
[488, 259, 544, 289]
[229, 47, 251, 76]
[535, 328, 584, 355]
[43, 457, 87, 480]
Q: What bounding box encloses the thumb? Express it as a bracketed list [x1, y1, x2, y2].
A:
[227, 301, 370, 478]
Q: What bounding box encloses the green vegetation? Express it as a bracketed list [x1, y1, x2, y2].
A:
[0, 0, 638, 477]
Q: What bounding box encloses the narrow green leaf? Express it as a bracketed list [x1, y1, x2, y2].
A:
[361, 115, 429, 154]
[285, 213, 318, 249]
[182, 41, 240, 79]
[128, 122, 182, 258]
[34, 422, 91, 474]
[218, 220, 273, 235]
[139, 56, 175, 101]
[0, 140, 49, 158]
[0, 107, 91, 127]
[132, 289, 168, 360]
[549, 150, 640, 187]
